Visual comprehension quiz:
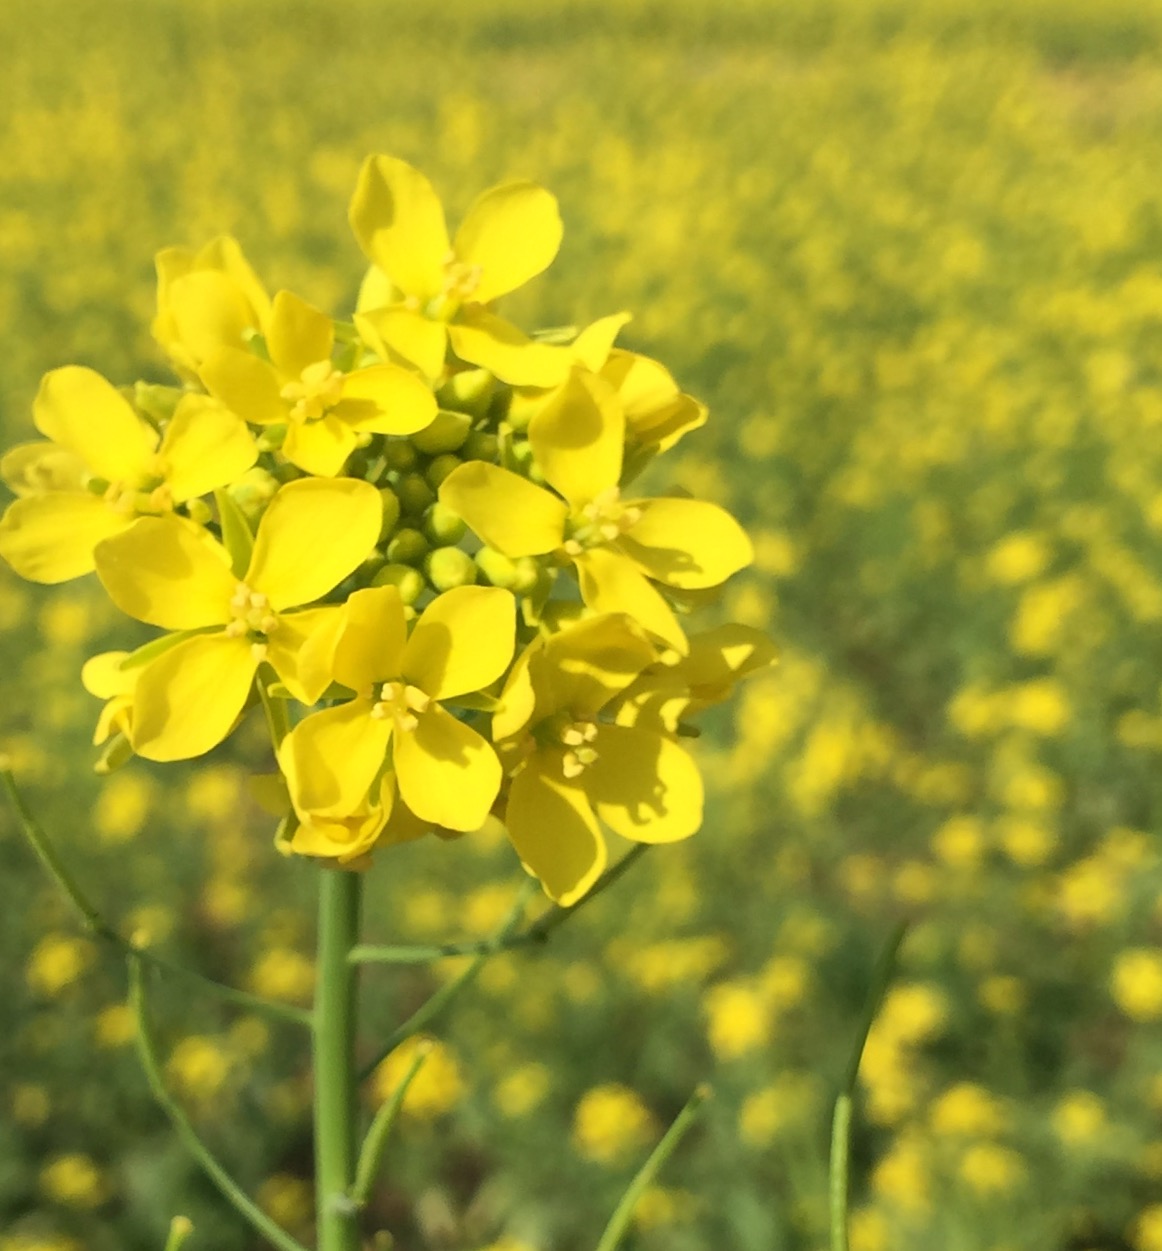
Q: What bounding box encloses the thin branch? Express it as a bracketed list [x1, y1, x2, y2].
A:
[350, 844, 651, 966]
[129, 956, 312, 1251]
[350, 1042, 431, 1208]
[594, 1084, 712, 1251]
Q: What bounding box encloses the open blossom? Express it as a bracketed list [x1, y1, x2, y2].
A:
[93, 477, 381, 761]
[0, 367, 256, 583]
[440, 368, 753, 651]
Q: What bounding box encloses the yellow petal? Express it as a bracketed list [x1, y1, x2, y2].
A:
[454, 180, 563, 303]
[681, 624, 779, 698]
[602, 351, 708, 450]
[0, 493, 134, 583]
[621, 498, 754, 589]
[247, 478, 381, 610]
[281, 415, 360, 477]
[159, 395, 258, 502]
[540, 613, 656, 718]
[81, 651, 133, 700]
[333, 585, 408, 691]
[572, 312, 632, 373]
[355, 264, 397, 314]
[356, 307, 447, 379]
[267, 290, 335, 380]
[527, 369, 624, 510]
[588, 724, 703, 843]
[402, 586, 515, 700]
[1, 441, 87, 496]
[163, 270, 258, 368]
[394, 704, 501, 832]
[95, 515, 236, 628]
[448, 311, 574, 387]
[439, 462, 567, 558]
[572, 547, 687, 654]
[349, 155, 449, 301]
[264, 606, 347, 704]
[279, 699, 391, 818]
[336, 364, 438, 434]
[33, 367, 157, 482]
[289, 775, 393, 863]
[131, 634, 259, 762]
[504, 753, 606, 905]
[200, 347, 286, 425]
[492, 637, 543, 742]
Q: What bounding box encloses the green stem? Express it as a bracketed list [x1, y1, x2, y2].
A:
[129, 957, 310, 1251]
[162, 1216, 195, 1251]
[350, 844, 651, 967]
[350, 1042, 430, 1208]
[258, 669, 292, 749]
[314, 869, 363, 1251]
[358, 879, 536, 1082]
[594, 1084, 711, 1251]
[829, 920, 909, 1251]
[3, 766, 309, 1027]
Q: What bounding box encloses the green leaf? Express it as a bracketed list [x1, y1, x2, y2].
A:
[214, 487, 254, 578]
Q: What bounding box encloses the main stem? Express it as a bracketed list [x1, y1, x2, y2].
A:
[314, 868, 363, 1251]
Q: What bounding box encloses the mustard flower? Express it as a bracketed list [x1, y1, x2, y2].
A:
[93, 477, 381, 761]
[349, 154, 565, 384]
[200, 289, 437, 476]
[440, 369, 752, 651]
[494, 613, 704, 904]
[0, 367, 256, 582]
[279, 583, 515, 833]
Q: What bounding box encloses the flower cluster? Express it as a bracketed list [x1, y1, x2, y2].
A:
[0, 156, 771, 902]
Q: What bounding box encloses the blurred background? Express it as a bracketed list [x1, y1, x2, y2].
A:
[5, 0, 1162, 1248]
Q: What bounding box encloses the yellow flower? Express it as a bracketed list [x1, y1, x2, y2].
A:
[1052, 1090, 1107, 1146]
[373, 1036, 463, 1120]
[152, 235, 271, 375]
[572, 1083, 657, 1164]
[959, 1143, 1026, 1195]
[1133, 1205, 1162, 1251]
[39, 1154, 108, 1209]
[94, 477, 381, 760]
[1112, 949, 1162, 1020]
[280, 583, 514, 833]
[930, 1083, 1008, 1137]
[26, 935, 94, 996]
[0, 368, 256, 583]
[349, 153, 564, 383]
[494, 613, 703, 904]
[441, 370, 752, 651]
[703, 979, 771, 1060]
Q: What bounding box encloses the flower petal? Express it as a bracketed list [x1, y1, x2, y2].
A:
[394, 704, 501, 832]
[572, 312, 632, 373]
[587, 723, 703, 843]
[448, 311, 573, 387]
[527, 369, 624, 510]
[504, 753, 606, 905]
[81, 651, 133, 700]
[0, 493, 134, 583]
[333, 585, 408, 692]
[163, 270, 259, 369]
[264, 606, 347, 704]
[572, 547, 687, 654]
[402, 585, 515, 700]
[94, 515, 236, 628]
[33, 367, 157, 482]
[454, 181, 563, 303]
[621, 498, 753, 589]
[289, 774, 393, 863]
[281, 415, 360, 477]
[336, 364, 437, 435]
[267, 290, 335, 380]
[604, 350, 708, 451]
[1, 442, 87, 496]
[492, 637, 543, 742]
[200, 347, 287, 425]
[131, 634, 258, 761]
[349, 155, 449, 302]
[280, 698, 391, 817]
[438, 461, 567, 558]
[160, 395, 258, 502]
[540, 613, 656, 718]
[356, 307, 447, 379]
[247, 477, 381, 610]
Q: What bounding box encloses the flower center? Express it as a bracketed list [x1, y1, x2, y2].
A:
[561, 486, 643, 557]
[550, 715, 599, 780]
[280, 359, 345, 424]
[369, 680, 431, 733]
[224, 582, 280, 644]
[441, 252, 483, 304]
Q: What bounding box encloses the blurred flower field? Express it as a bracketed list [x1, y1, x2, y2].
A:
[6, 0, 1162, 1247]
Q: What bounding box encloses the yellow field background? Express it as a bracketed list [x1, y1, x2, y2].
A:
[6, 1, 1162, 1248]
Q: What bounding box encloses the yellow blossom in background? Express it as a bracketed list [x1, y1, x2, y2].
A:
[373, 1037, 464, 1120]
[979, 975, 1027, 1016]
[632, 1186, 699, 1230]
[94, 1004, 135, 1048]
[166, 1035, 234, 1104]
[1053, 1091, 1108, 1147]
[93, 770, 154, 842]
[849, 1207, 890, 1251]
[11, 1085, 50, 1128]
[257, 1174, 313, 1234]
[872, 1131, 930, 1214]
[703, 980, 771, 1060]
[39, 1154, 108, 1209]
[1112, 950, 1162, 1021]
[249, 949, 315, 1004]
[1133, 1206, 1162, 1251]
[494, 1063, 550, 1118]
[985, 531, 1051, 585]
[959, 1144, 1026, 1196]
[572, 1083, 656, 1164]
[738, 1072, 821, 1147]
[930, 1083, 1008, 1137]
[26, 935, 94, 997]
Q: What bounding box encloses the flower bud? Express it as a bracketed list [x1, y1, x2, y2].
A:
[462, 431, 499, 462]
[422, 502, 467, 547]
[410, 409, 472, 455]
[378, 487, 401, 541]
[384, 440, 418, 473]
[385, 527, 429, 566]
[436, 367, 494, 417]
[371, 562, 426, 605]
[426, 454, 461, 490]
[425, 546, 477, 592]
[475, 546, 519, 588]
[396, 472, 435, 516]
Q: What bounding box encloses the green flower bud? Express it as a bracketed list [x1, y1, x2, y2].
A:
[133, 382, 184, 424]
[475, 546, 519, 588]
[385, 527, 429, 566]
[371, 562, 426, 605]
[422, 502, 467, 546]
[437, 367, 494, 417]
[511, 556, 543, 594]
[258, 423, 288, 452]
[426, 454, 461, 489]
[506, 389, 544, 433]
[95, 732, 133, 775]
[228, 467, 280, 521]
[410, 409, 472, 455]
[378, 487, 401, 541]
[509, 439, 534, 474]
[425, 546, 478, 591]
[462, 431, 499, 462]
[185, 498, 213, 526]
[396, 472, 435, 516]
[384, 439, 419, 472]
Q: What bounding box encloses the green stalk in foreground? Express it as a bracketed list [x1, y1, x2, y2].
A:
[315, 868, 364, 1251]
